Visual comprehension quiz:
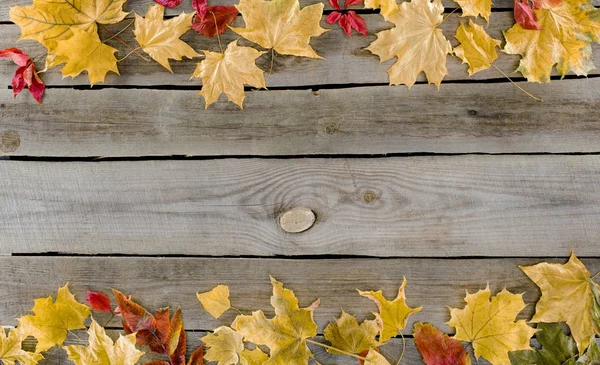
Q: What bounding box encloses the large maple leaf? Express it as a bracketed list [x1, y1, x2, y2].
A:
[230, 0, 328, 58]
[367, 0, 452, 88]
[447, 286, 536, 365]
[358, 278, 422, 343]
[9, 0, 127, 52]
[65, 320, 144, 365]
[504, 0, 600, 82]
[0, 328, 43, 365]
[192, 40, 266, 109]
[134, 5, 200, 72]
[231, 277, 320, 365]
[520, 253, 600, 354]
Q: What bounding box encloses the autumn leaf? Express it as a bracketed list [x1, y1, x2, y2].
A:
[240, 348, 269, 365]
[453, 20, 502, 75]
[514, 0, 542, 30]
[134, 4, 200, 72]
[113, 289, 186, 362]
[65, 319, 144, 365]
[364, 350, 391, 365]
[413, 322, 471, 365]
[520, 253, 600, 354]
[577, 341, 600, 364]
[508, 323, 578, 365]
[0, 327, 43, 365]
[191, 0, 238, 38]
[358, 278, 422, 343]
[87, 291, 112, 313]
[0, 48, 44, 103]
[447, 286, 536, 365]
[9, 0, 127, 53]
[201, 326, 245, 365]
[323, 311, 379, 355]
[191, 40, 266, 109]
[230, 0, 328, 58]
[231, 276, 320, 365]
[154, 0, 183, 8]
[504, 0, 600, 83]
[187, 345, 205, 365]
[326, 0, 368, 36]
[18, 284, 90, 352]
[367, 0, 452, 88]
[454, 0, 492, 21]
[52, 27, 119, 85]
[197, 285, 231, 319]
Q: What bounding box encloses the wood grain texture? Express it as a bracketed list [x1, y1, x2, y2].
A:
[2, 14, 600, 88]
[2, 256, 596, 333]
[1, 156, 600, 256]
[2, 78, 600, 157]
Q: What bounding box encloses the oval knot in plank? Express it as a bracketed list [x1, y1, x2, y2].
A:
[278, 207, 316, 233]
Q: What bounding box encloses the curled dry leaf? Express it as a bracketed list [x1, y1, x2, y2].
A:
[453, 20, 502, 75]
[197, 284, 231, 319]
[0, 48, 44, 103]
[413, 322, 471, 365]
[447, 286, 536, 365]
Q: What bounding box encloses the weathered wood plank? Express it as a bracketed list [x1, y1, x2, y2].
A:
[2, 257, 596, 334]
[2, 14, 599, 87]
[1, 156, 600, 256]
[2, 78, 600, 157]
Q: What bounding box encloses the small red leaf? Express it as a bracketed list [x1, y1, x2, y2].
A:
[414, 322, 471, 365]
[345, 0, 365, 7]
[86, 291, 112, 313]
[187, 345, 204, 365]
[12, 66, 26, 97]
[192, 6, 238, 38]
[153, 0, 182, 8]
[329, 0, 342, 10]
[0, 48, 30, 67]
[1, 48, 45, 103]
[514, 0, 542, 30]
[192, 0, 208, 17]
[339, 14, 352, 36]
[326, 11, 343, 24]
[347, 11, 367, 36]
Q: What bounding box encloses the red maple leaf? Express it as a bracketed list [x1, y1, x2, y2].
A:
[113, 289, 187, 365]
[414, 322, 470, 365]
[191, 0, 238, 38]
[0, 48, 44, 103]
[326, 0, 367, 36]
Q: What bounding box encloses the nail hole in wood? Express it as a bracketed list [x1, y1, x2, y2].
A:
[279, 207, 316, 233]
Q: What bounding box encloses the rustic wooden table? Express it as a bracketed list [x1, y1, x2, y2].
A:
[1, 0, 599, 363]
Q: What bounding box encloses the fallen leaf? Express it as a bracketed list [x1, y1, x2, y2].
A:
[52, 27, 119, 85]
[447, 286, 536, 365]
[134, 4, 200, 72]
[231, 276, 320, 365]
[363, 0, 399, 20]
[364, 349, 391, 365]
[87, 291, 112, 313]
[453, 20, 502, 75]
[413, 322, 471, 365]
[153, 0, 183, 8]
[508, 323, 577, 365]
[0, 48, 44, 103]
[513, 0, 542, 30]
[191, 40, 266, 109]
[0, 327, 43, 365]
[323, 311, 379, 355]
[577, 341, 600, 364]
[65, 319, 144, 365]
[18, 284, 90, 352]
[201, 327, 245, 365]
[358, 278, 422, 343]
[520, 253, 600, 354]
[326, 0, 368, 36]
[192, 4, 238, 38]
[454, 0, 492, 21]
[367, 0, 452, 88]
[187, 345, 205, 365]
[240, 348, 269, 365]
[230, 0, 328, 58]
[197, 285, 231, 319]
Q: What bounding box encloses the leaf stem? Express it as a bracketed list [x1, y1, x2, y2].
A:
[266, 48, 276, 85]
[212, 11, 224, 54]
[395, 332, 406, 365]
[491, 64, 542, 101]
[592, 271, 600, 279]
[104, 19, 135, 43]
[440, 8, 459, 25]
[305, 339, 367, 361]
[67, 330, 86, 344]
[101, 312, 116, 328]
[99, 24, 151, 62]
[117, 47, 142, 62]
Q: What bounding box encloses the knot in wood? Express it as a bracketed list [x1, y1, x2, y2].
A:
[278, 207, 316, 233]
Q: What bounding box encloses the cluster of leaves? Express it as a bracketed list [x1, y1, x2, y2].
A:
[1, 253, 600, 365]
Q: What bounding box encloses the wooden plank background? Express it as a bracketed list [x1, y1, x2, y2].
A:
[1, 0, 600, 362]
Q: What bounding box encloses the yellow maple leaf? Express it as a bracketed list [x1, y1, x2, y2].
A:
[504, 0, 598, 83]
[18, 284, 90, 352]
[231, 276, 320, 365]
[367, 0, 452, 88]
[65, 319, 144, 365]
[134, 5, 200, 72]
[358, 278, 422, 343]
[201, 326, 245, 365]
[0, 328, 43, 365]
[197, 285, 231, 319]
[9, 0, 127, 51]
[364, 0, 399, 20]
[454, 20, 501, 75]
[230, 0, 328, 58]
[240, 348, 269, 365]
[455, 0, 492, 21]
[192, 40, 266, 109]
[323, 311, 379, 355]
[364, 349, 392, 365]
[52, 27, 119, 85]
[447, 286, 536, 365]
[521, 253, 600, 354]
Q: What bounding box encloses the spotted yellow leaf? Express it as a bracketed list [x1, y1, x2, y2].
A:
[367, 0, 452, 88]
[448, 286, 536, 365]
[192, 40, 266, 109]
[0, 328, 43, 365]
[230, 0, 328, 58]
[134, 5, 200, 72]
[197, 285, 231, 319]
[454, 20, 502, 75]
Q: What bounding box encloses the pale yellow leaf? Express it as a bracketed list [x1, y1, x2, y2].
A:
[201, 326, 245, 365]
[0, 328, 43, 365]
[197, 285, 231, 319]
[364, 349, 392, 365]
[455, 0, 492, 21]
[454, 20, 502, 75]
